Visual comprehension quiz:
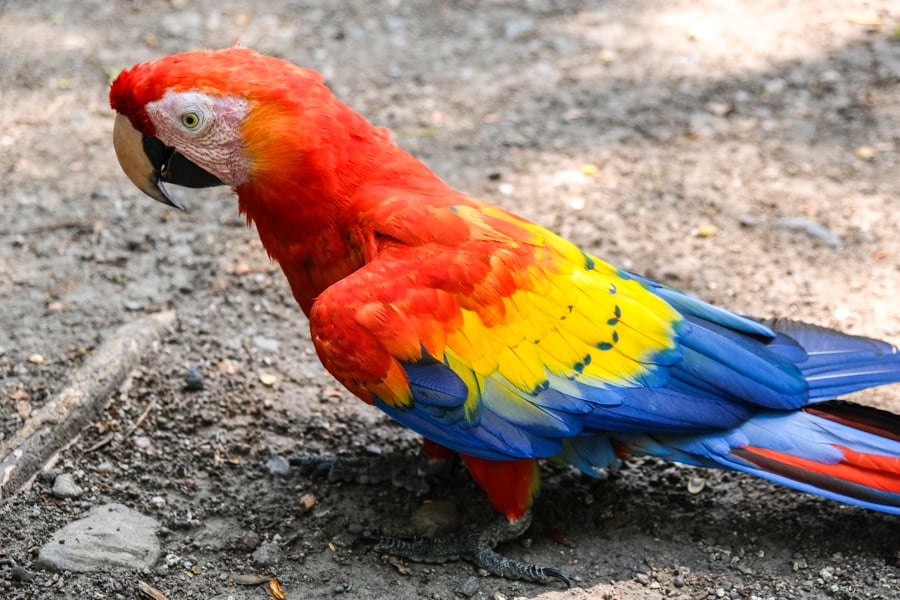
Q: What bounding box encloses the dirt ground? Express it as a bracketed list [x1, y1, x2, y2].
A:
[2, 0, 900, 598]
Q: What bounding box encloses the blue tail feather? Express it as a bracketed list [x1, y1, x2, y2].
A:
[622, 403, 900, 514]
[763, 318, 900, 401]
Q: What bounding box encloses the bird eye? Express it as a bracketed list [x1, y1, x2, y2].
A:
[181, 112, 202, 129]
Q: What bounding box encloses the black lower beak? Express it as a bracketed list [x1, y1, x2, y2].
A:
[113, 113, 225, 210]
[143, 136, 226, 207]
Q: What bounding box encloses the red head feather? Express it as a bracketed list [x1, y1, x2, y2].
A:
[109, 47, 325, 136]
[109, 47, 455, 313]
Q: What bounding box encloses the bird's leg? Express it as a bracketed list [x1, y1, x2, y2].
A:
[359, 509, 571, 585]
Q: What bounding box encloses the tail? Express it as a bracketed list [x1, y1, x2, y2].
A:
[627, 401, 900, 514]
[763, 318, 900, 400]
[613, 278, 900, 511]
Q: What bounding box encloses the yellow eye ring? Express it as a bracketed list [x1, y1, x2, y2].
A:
[181, 112, 201, 129]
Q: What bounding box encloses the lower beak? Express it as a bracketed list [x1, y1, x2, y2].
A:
[112, 113, 225, 209]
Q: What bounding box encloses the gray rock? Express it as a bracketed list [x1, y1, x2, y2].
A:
[184, 367, 205, 391]
[51, 473, 82, 499]
[37, 503, 160, 572]
[504, 17, 535, 40]
[456, 575, 480, 597]
[266, 453, 290, 476]
[192, 517, 241, 551]
[252, 336, 280, 352]
[251, 540, 283, 566]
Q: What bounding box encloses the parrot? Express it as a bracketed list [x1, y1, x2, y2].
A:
[109, 47, 900, 583]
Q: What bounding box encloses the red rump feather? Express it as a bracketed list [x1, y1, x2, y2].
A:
[461, 454, 540, 520]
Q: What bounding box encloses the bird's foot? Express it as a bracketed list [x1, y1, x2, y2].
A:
[289, 452, 450, 494]
[359, 510, 570, 585]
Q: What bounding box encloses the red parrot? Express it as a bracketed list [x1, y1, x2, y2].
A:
[110, 47, 900, 582]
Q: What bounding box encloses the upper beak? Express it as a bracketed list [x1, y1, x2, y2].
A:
[112, 113, 225, 210]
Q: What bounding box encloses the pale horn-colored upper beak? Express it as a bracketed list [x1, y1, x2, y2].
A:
[112, 113, 182, 209]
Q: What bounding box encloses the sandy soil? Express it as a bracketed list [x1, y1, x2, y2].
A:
[1, 1, 899, 598]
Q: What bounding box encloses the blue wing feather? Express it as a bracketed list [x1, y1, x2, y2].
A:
[381, 281, 900, 461]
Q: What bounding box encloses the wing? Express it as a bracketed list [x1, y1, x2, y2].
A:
[309, 199, 809, 461]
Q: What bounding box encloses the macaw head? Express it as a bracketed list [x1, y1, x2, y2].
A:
[109, 47, 335, 209]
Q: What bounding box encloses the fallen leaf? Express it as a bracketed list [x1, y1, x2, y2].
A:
[846, 10, 881, 26]
[544, 527, 576, 548]
[16, 400, 31, 419]
[854, 145, 877, 159]
[705, 102, 733, 116]
[579, 163, 599, 176]
[267, 578, 286, 600]
[605, 515, 628, 529]
[299, 493, 317, 514]
[234, 574, 272, 586]
[671, 132, 701, 143]
[694, 224, 718, 238]
[598, 49, 617, 62]
[137, 581, 169, 600]
[217, 359, 239, 375]
[387, 555, 411, 575]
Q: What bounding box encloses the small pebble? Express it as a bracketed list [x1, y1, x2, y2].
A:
[252, 336, 280, 352]
[298, 493, 316, 514]
[456, 575, 480, 597]
[239, 530, 260, 551]
[184, 367, 205, 391]
[252, 540, 283, 566]
[504, 17, 535, 40]
[51, 473, 82, 499]
[41, 468, 62, 482]
[267, 453, 291, 476]
[774, 216, 842, 247]
[364, 443, 383, 455]
[687, 476, 706, 494]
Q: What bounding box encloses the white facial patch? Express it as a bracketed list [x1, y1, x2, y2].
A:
[145, 91, 252, 187]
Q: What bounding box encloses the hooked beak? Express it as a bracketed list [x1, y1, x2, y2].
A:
[112, 113, 225, 210]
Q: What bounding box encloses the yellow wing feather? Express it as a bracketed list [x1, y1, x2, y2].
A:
[439, 209, 683, 400]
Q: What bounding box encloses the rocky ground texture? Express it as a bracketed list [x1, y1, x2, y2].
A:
[1, 1, 899, 599]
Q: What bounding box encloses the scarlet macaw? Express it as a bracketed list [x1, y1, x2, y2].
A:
[109, 47, 900, 582]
